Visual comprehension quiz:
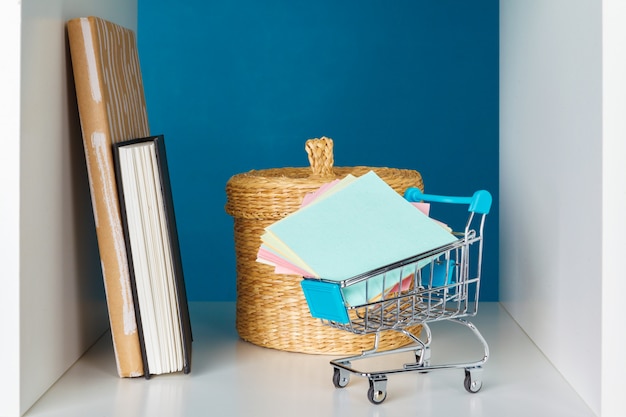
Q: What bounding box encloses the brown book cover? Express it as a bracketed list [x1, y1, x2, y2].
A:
[67, 16, 150, 377]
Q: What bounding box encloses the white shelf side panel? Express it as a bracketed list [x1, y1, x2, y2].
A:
[14, 1, 138, 416]
[601, 1, 626, 416]
[499, 0, 603, 415]
[0, 0, 22, 416]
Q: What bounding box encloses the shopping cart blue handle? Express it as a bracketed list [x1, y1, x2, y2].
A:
[403, 188, 492, 214]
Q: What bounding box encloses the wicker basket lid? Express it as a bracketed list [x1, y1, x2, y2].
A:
[225, 137, 424, 220]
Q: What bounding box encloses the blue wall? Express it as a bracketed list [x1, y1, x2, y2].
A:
[138, 0, 499, 301]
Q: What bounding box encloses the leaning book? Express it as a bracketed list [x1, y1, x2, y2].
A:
[113, 135, 192, 378]
[67, 16, 148, 378]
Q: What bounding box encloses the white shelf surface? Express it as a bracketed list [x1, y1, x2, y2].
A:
[25, 302, 595, 417]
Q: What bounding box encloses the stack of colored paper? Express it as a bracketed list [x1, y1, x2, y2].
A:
[257, 171, 457, 305]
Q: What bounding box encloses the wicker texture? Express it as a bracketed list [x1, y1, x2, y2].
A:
[225, 137, 425, 354]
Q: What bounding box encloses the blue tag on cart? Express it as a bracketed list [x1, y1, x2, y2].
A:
[301, 279, 350, 324]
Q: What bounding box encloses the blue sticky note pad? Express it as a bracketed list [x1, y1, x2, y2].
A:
[267, 171, 458, 281]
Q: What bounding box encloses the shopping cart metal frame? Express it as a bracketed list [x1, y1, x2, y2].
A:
[300, 188, 492, 404]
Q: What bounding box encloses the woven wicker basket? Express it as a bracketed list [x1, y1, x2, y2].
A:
[225, 137, 425, 354]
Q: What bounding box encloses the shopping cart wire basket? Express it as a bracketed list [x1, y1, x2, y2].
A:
[300, 187, 492, 404]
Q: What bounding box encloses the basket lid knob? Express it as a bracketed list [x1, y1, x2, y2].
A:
[305, 137, 334, 177]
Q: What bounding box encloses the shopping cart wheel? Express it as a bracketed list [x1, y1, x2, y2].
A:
[367, 378, 388, 405]
[332, 367, 350, 388]
[464, 369, 483, 393]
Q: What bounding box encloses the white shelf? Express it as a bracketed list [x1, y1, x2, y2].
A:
[24, 302, 595, 417]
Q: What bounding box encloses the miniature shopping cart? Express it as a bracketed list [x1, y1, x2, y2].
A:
[300, 187, 492, 404]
